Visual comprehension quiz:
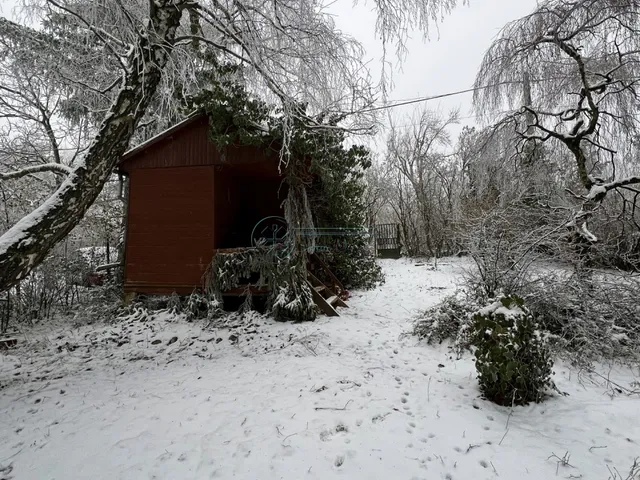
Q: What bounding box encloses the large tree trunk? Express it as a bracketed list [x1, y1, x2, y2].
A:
[0, 0, 187, 291]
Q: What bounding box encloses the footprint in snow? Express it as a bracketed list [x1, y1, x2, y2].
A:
[334, 455, 345, 467]
[320, 424, 349, 441]
[372, 413, 389, 424]
[158, 451, 172, 462]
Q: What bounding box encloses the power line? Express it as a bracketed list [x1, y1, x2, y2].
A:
[388, 113, 485, 130]
[361, 85, 482, 114]
[358, 75, 606, 114]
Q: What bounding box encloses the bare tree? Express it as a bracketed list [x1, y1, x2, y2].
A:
[0, 0, 465, 291]
[386, 108, 461, 256]
[474, 0, 640, 243]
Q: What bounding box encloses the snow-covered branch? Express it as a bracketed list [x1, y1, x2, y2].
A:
[586, 176, 640, 202]
[0, 163, 72, 181]
[45, 0, 132, 71]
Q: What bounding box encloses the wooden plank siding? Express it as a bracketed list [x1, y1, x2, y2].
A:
[120, 117, 216, 171]
[124, 166, 214, 294]
[119, 115, 283, 175]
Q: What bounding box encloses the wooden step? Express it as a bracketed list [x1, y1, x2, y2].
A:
[308, 252, 345, 293]
[306, 254, 348, 317]
[327, 295, 349, 308]
[307, 281, 339, 317]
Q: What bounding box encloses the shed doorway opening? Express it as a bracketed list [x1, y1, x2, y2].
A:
[213, 166, 288, 249]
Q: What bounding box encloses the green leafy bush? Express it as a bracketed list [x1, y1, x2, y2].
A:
[471, 295, 554, 406]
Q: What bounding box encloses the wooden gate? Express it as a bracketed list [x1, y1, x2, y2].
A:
[374, 223, 402, 259]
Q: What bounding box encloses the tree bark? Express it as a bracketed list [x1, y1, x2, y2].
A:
[0, 0, 187, 291]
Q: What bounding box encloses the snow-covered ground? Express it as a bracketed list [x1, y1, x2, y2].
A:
[1, 258, 639, 480]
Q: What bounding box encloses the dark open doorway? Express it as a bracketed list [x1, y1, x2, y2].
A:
[213, 166, 287, 249]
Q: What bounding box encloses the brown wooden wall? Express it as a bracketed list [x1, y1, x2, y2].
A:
[120, 114, 290, 295]
[124, 166, 214, 294]
[120, 115, 284, 174]
[121, 117, 214, 171]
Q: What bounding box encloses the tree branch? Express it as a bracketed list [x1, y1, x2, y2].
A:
[0, 163, 72, 181]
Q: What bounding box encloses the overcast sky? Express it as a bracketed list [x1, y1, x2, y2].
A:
[1, 0, 537, 149]
[328, 0, 538, 151]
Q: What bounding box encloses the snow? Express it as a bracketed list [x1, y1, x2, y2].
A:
[477, 300, 525, 321]
[1, 258, 639, 480]
[586, 185, 607, 201]
[77, 245, 109, 265]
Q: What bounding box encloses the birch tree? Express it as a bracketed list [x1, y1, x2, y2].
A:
[0, 0, 462, 291]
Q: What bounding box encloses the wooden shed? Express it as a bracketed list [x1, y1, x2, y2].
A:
[118, 114, 287, 295]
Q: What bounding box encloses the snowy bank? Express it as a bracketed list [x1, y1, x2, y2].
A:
[0, 258, 638, 480]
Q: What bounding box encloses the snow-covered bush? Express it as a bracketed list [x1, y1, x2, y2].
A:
[523, 271, 640, 365]
[12, 249, 92, 322]
[167, 293, 183, 315]
[72, 284, 123, 325]
[271, 278, 316, 322]
[178, 292, 224, 321]
[471, 295, 554, 406]
[412, 291, 478, 353]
